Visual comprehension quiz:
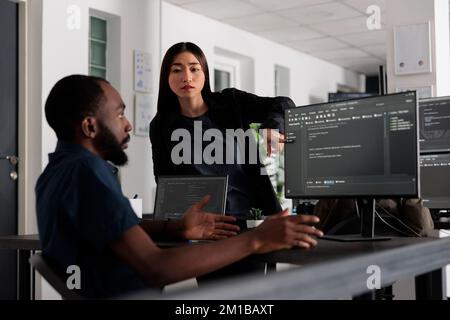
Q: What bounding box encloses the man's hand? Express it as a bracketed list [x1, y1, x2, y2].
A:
[250, 209, 323, 254]
[181, 195, 240, 241]
[262, 129, 286, 157]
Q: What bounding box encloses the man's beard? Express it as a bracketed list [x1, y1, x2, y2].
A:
[94, 121, 130, 166]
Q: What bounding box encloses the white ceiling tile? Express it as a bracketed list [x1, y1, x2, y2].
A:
[288, 37, 348, 53]
[245, 0, 334, 11]
[343, 0, 386, 14]
[226, 13, 298, 33]
[310, 16, 371, 36]
[277, 2, 362, 25]
[257, 26, 324, 43]
[361, 44, 386, 59]
[314, 48, 371, 60]
[165, 0, 395, 75]
[337, 30, 386, 46]
[182, 0, 264, 20]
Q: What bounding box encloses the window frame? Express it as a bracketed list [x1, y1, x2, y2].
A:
[213, 55, 240, 91]
[89, 15, 108, 79]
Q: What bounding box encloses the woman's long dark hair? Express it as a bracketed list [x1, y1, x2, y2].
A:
[157, 42, 212, 114]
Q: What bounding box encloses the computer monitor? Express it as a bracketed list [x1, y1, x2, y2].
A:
[420, 153, 450, 211]
[285, 92, 419, 241]
[153, 175, 228, 220]
[419, 96, 450, 153]
[328, 92, 375, 103]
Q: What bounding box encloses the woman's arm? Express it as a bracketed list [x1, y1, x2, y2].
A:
[223, 88, 295, 132]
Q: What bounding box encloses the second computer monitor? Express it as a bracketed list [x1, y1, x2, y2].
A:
[285, 92, 419, 199]
[420, 153, 450, 210]
[419, 96, 450, 153]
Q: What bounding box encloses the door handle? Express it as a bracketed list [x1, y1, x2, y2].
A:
[0, 156, 19, 181]
[0, 155, 19, 166]
[10, 171, 18, 181]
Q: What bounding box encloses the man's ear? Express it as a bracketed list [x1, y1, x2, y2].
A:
[81, 117, 98, 139]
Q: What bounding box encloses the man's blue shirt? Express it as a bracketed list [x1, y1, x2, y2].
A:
[35, 141, 146, 298]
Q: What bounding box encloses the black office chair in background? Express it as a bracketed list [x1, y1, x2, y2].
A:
[29, 253, 84, 300]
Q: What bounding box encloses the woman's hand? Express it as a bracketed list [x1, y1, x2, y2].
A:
[262, 129, 286, 157]
[181, 195, 240, 240]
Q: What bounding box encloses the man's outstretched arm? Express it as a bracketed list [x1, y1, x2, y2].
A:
[111, 211, 323, 288]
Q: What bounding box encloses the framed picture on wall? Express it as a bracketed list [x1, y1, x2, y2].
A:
[134, 94, 154, 137]
[134, 50, 152, 93]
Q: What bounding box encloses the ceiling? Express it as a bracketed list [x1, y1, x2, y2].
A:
[164, 0, 449, 75]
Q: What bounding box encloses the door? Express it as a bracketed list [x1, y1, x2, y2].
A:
[0, 0, 19, 299]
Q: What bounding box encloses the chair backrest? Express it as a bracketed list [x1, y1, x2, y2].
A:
[29, 253, 84, 300]
[327, 216, 360, 235]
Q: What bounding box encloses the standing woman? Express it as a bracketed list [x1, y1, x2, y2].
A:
[150, 42, 295, 225]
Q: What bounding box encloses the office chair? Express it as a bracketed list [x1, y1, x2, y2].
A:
[326, 216, 360, 235]
[29, 253, 84, 300]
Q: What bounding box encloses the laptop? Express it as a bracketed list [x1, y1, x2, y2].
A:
[153, 175, 228, 220]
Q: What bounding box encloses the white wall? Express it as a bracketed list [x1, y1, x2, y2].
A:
[161, 2, 364, 107]
[38, 0, 160, 218]
[386, 0, 450, 97]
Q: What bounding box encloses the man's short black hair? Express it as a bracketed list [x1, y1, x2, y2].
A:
[45, 75, 109, 141]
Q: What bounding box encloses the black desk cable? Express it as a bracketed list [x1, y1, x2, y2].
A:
[354, 200, 422, 237]
[375, 204, 422, 237]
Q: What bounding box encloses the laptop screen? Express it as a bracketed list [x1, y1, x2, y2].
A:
[153, 176, 228, 220]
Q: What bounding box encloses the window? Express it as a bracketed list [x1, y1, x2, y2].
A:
[274, 65, 290, 96]
[214, 55, 239, 92]
[214, 47, 254, 93]
[214, 69, 231, 92]
[88, 10, 120, 90]
[89, 16, 107, 79]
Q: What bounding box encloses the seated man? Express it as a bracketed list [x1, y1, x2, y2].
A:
[36, 75, 323, 299]
[313, 198, 434, 237]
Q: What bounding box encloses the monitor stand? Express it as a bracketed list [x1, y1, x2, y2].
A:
[321, 198, 391, 242]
